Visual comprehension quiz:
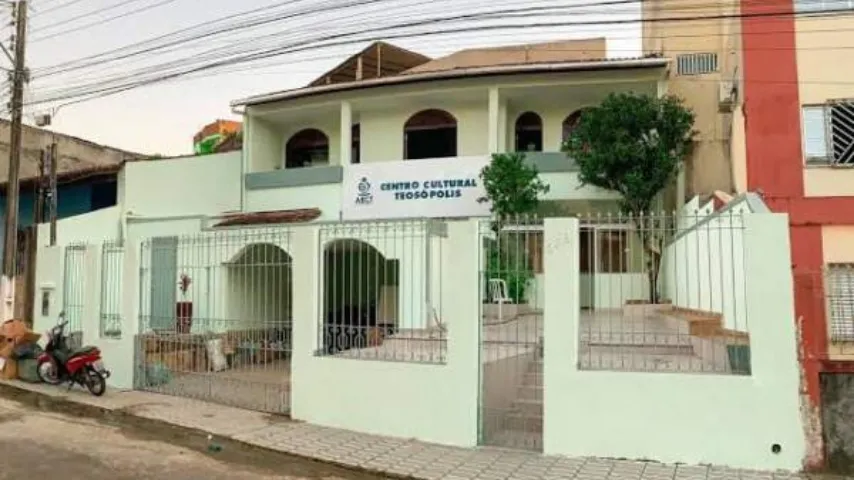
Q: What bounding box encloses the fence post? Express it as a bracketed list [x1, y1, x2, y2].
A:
[542, 217, 579, 455]
[289, 225, 320, 419]
[32, 245, 63, 333]
[444, 218, 480, 445]
[115, 238, 141, 390]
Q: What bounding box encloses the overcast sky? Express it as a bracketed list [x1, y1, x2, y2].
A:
[19, 0, 641, 156]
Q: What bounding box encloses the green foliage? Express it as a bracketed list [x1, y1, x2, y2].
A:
[485, 237, 532, 304]
[478, 152, 550, 217]
[563, 92, 695, 215]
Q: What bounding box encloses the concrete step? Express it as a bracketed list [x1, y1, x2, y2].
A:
[578, 351, 710, 372]
[523, 371, 544, 387]
[510, 398, 543, 417]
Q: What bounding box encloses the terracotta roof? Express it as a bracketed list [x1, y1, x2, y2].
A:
[233, 56, 667, 108]
[402, 38, 607, 75]
[214, 208, 322, 227]
[309, 41, 431, 87]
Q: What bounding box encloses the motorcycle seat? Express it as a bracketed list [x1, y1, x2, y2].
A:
[69, 346, 98, 358]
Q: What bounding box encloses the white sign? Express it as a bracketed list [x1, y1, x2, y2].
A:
[341, 156, 492, 221]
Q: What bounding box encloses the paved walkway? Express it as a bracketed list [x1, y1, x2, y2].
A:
[0, 380, 808, 480]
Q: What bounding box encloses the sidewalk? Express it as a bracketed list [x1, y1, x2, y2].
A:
[0, 380, 805, 480]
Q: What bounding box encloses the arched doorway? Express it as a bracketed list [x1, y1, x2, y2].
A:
[322, 239, 399, 355]
[404, 109, 457, 160]
[286, 128, 329, 168]
[515, 112, 543, 152]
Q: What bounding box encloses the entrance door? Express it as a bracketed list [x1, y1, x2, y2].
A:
[148, 236, 178, 332]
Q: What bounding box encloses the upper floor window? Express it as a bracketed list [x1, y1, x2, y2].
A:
[801, 100, 854, 166]
[515, 112, 543, 152]
[795, 0, 854, 13]
[286, 128, 329, 168]
[562, 110, 585, 143]
[404, 109, 457, 160]
[676, 53, 719, 76]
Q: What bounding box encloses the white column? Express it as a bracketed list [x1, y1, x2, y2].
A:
[488, 87, 500, 154]
[443, 218, 481, 446]
[110, 238, 140, 390]
[340, 101, 352, 166]
[542, 217, 580, 454]
[289, 224, 320, 419]
[32, 245, 63, 333]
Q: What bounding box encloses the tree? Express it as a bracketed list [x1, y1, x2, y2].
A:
[478, 152, 550, 219]
[478, 153, 550, 304]
[563, 92, 696, 302]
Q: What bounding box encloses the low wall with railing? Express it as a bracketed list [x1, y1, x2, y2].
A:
[543, 214, 805, 471]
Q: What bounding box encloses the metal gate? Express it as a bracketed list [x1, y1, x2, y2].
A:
[478, 217, 544, 451]
[135, 228, 293, 414]
[62, 244, 86, 349]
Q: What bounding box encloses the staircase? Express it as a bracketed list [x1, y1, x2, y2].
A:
[484, 356, 544, 451]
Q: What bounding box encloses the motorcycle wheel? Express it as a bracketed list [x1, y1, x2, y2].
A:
[37, 359, 61, 385]
[84, 368, 106, 397]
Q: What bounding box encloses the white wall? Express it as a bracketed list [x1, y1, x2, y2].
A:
[123, 152, 242, 217]
[37, 206, 121, 247]
[659, 201, 749, 331]
[543, 215, 805, 471]
[290, 220, 479, 446]
[244, 183, 340, 221]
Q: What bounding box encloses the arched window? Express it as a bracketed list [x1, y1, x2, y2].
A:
[351, 124, 361, 164]
[562, 110, 586, 143]
[404, 109, 457, 160]
[286, 128, 329, 168]
[514, 112, 543, 152]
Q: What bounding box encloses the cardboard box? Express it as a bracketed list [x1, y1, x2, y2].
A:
[146, 347, 208, 373]
[0, 358, 18, 380]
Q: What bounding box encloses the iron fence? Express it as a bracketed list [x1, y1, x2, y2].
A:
[99, 242, 123, 338]
[478, 215, 543, 451]
[136, 227, 293, 414]
[578, 211, 750, 375]
[823, 264, 854, 362]
[316, 219, 446, 364]
[62, 244, 86, 349]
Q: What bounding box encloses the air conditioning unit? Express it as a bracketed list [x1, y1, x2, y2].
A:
[718, 80, 736, 113]
[34, 113, 51, 127]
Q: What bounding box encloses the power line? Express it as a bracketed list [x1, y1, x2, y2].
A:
[33, 0, 155, 30]
[27, 4, 854, 104]
[31, 0, 183, 43]
[31, 0, 91, 17]
[27, 6, 854, 109]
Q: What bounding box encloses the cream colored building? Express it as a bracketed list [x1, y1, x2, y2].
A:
[641, 0, 745, 198]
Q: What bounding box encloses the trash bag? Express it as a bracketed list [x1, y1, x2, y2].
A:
[12, 343, 42, 360]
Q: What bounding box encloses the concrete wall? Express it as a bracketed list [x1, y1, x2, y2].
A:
[823, 225, 854, 263]
[641, 0, 742, 197]
[543, 214, 805, 471]
[37, 206, 121, 248]
[245, 183, 340, 221]
[659, 200, 749, 331]
[820, 373, 854, 474]
[290, 220, 479, 446]
[123, 152, 241, 217]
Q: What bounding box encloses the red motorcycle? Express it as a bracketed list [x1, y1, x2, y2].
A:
[37, 312, 110, 396]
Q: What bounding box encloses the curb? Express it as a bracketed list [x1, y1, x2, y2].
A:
[0, 382, 401, 480]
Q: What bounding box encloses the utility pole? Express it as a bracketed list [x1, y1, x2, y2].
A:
[49, 141, 57, 246]
[2, 0, 27, 279]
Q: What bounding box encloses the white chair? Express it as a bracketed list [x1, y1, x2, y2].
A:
[488, 278, 512, 322]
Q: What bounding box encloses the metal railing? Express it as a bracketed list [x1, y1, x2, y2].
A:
[99, 241, 123, 338]
[478, 215, 544, 451]
[316, 219, 446, 364]
[136, 227, 293, 414]
[825, 263, 854, 344]
[577, 211, 751, 375]
[62, 244, 86, 348]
